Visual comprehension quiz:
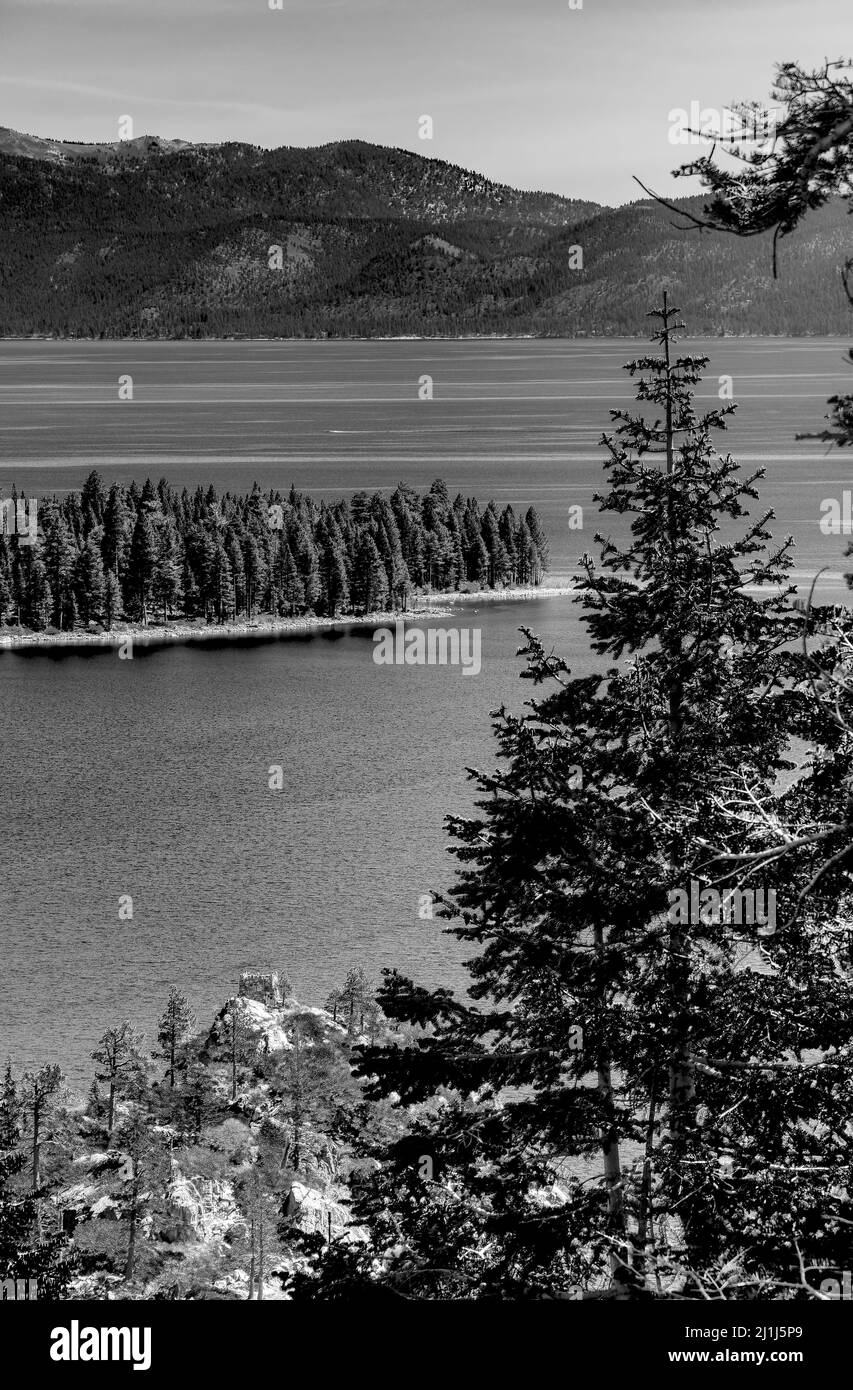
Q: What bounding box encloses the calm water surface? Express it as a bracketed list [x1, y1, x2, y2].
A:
[1, 600, 587, 1082]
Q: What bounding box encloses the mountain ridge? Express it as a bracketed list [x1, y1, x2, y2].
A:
[0, 127, 848, 337]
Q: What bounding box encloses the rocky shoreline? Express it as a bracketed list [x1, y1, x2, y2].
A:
[0, 586, 578, 652]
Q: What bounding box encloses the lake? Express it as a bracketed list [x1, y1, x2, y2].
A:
[1, 337, 852, 1084]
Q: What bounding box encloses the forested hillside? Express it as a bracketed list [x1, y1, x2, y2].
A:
[0, 129, 848, 337]
[0, 473, 549, 633]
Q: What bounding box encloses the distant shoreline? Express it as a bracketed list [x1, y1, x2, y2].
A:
[0, 333, 839, 343]
[0, 585, 578, 652]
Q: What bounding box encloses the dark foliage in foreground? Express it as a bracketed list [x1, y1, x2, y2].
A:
[288, 304, 853, 1301]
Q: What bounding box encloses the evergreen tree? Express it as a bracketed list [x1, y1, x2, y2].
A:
[81, 469, 107, 525]
[16, 552, 52, 630]
[73, 534, 105, 624]
[339, 967, 373, 1035]
[212, 545, 236, 623]
[280, 547, 305, 616]
[243, 534, 268, 617]
[0, 1062, 20, 1151]
[525, 505, 550, 578]
[0, 550, 11, 627]
[222, 1000, 255, 1103]
[293, 301, 844, 1301]
[103, 569, 122, 628]
[351, 534, 390, 613]
[127, 511, 157, 623]
[152, 518, 182, 623]
[498, 505, 518, 582]
[102, 483, 132, 581]
[226, 531, 247, 616]
[41, 510, 77, 629]
[2, 478, 545, 634]
[0, 1150, 76, 1299]
[514, 518, 538, 585]
[295, 527, 321, 612]
[19, 1065, 62, 1193]
[91, 1022, 144, 1135]
[663, 59, 853, 447]
[322, 537, 350, 616]
[156, 988, 195, 1089]
[115, 1093, 166, 1285]
[181, 1062, 216, 1141]
[480, 505, 510, 587]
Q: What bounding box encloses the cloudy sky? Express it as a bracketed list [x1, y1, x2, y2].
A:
[2, 0, 850, 204]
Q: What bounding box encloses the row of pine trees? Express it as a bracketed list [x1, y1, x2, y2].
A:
[0, 476, 549, 631]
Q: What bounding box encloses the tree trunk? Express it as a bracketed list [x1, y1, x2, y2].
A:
[32, 1103, 40, 1191]
[292, 1023, 302, 1171]
[257, 1194, 265, 1301]
[661, 293, 696, 1274]
[637, 1072, 660, 1291]
[593, 923, 625, 1280]
[247, 1208, 255, 1300]
[125, 1176, 138, 1282]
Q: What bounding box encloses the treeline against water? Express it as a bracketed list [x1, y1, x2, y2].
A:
[0, 474, 549, 632]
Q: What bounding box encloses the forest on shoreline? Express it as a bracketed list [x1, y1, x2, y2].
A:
[0, 475, 549, 635]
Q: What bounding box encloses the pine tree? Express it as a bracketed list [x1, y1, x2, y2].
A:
[41, 510, 77, 629]
[91, 1022, 144, 1135]
[222, 1000, 255, 1103]
[6, 478, 546, 634]
[323, 538, 350, 616]
[103, 569, 122, 628]
[19, 1065, 62, 1195]
[662, 59, 853, 447]
[156, 988, 195, 1088]
[102, 484, 132, 581]
[293, 301, 844, 1301]
[524, 505, 550, 578]
[339, 967, 373, 1035]
[73, 534, 105, 624]
[480, 505, 510, 588]
[17, 553, 52, 630]
[115, 1093, 165, 1285]
[127, 511, 157, 623]
[0, 1150, 76, 1298]
[243, 534, 268, 617]
[351, 534, 389, 613]
[212, 545, 235, 623]
[0, 546, 11, 627]
[280, 546, 305, 616]
[498, 505, 518, 582]
[81, 469, 107, 524]
[181, 1062, 216, 1141]
[152, 518, 182, 623]
[0, 1061, 20, 1151]
[293, 525, 321, 611]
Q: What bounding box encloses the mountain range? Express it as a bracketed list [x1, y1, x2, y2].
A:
[0, 126, 849, 338]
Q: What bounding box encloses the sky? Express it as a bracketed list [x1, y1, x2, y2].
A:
[1, 0, 851, 205]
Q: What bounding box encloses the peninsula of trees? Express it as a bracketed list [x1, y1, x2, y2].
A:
[0, 476, 549, 634]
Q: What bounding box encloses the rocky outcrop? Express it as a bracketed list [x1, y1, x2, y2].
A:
[160, 1171, 244, 1245]
[284, 1182, 351, 1240]
[239, 971, 285, 1010]
[203, 993, 344, 1061]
